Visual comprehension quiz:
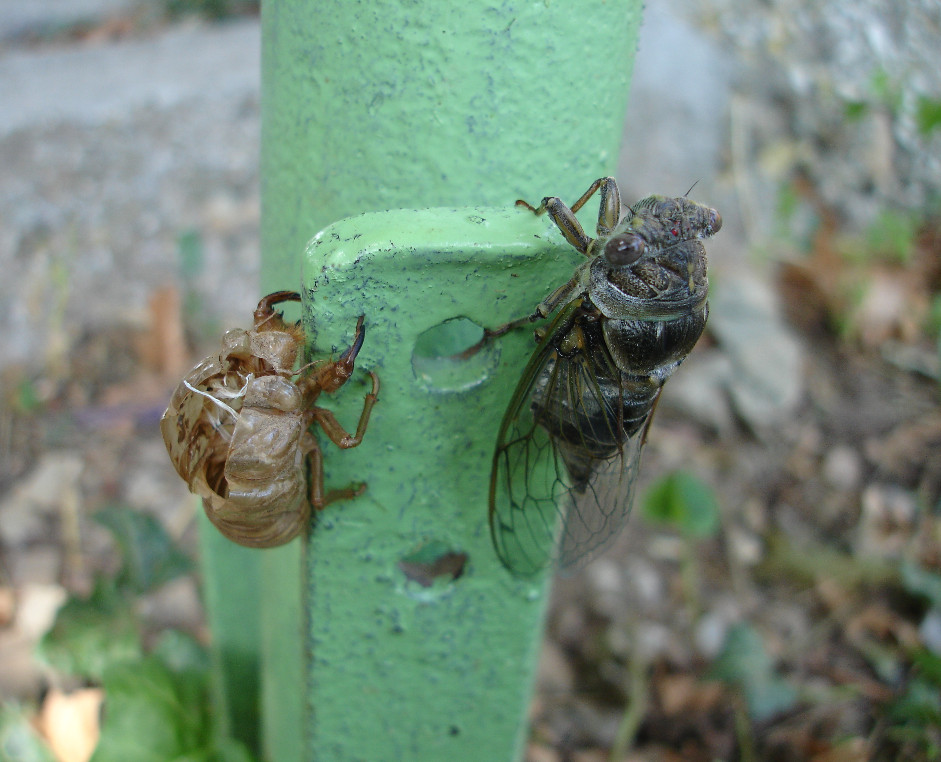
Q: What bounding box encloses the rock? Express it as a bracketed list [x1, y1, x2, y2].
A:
[709, 273, 804, 429]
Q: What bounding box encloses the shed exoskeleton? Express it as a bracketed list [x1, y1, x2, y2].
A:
[161, 291, 378, 548]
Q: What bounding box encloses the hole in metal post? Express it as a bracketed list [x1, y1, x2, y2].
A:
[411, 317, 498, 392]
[398, 540, 468, 588]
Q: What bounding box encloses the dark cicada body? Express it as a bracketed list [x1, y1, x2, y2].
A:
[489, 178, 720, 574]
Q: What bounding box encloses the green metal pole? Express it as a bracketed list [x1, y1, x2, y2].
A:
[202, 0, 641, 759]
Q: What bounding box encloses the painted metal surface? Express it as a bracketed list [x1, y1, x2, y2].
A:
[300, 206, 581, 760]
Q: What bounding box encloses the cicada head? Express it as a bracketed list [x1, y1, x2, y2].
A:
[589, 195, 719, 321]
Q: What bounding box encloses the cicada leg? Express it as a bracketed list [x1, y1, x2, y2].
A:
[253, 290, 301, 327]
[313, 371, 380, 449]
[477, 178, 623, 348]
[570, 176, 620, 238]
[482, 272, 584, 342]
[304, 434, 367, 511]
[517, 195, 592, 255]
[515, 176, 621, 255]
[304, 369, 378, 511]
[313, 315, 367, 394]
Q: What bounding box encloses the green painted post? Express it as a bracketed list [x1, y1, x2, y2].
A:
[201, 0, 641, 759]
[300, 207, 584, 760]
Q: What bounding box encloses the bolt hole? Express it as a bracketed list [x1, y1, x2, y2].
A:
[398, 540, 468, 588]
[411, 317, 498, 392]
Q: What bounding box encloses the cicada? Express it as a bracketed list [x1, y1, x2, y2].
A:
[489, 177, 721, 574]
[161, 291, 379, 548]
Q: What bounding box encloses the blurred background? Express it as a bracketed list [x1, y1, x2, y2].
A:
[0, 1, 939, 760]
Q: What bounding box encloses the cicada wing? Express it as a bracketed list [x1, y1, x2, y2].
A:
[489, 305, 583, 575]
[489, 303, 650, 576]
[554, 420, 645, 571]
[489, 362, 571, 576]
[544, 333, 648, 572]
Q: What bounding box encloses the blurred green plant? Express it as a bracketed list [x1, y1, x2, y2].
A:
[840, 208, 919, 265]
[0, 704, 56, 762]
[885, 561, 941, 759]
[176, 229, 224, 348]
[34, 507, 256, 761]
[710, 623, 798, 722]
[641, 470, 720, 539]
[882, 650, 941, 759]
[92, 633, 254, 762]
[882, 561, 941, 758]
[915, 96, 941, 137]
[12, 377, 42, 415]
[843, 69, 904, 122]
[641, 470, 721, 630]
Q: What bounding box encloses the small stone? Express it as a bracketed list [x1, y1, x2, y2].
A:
[823, 445, 862, 492]
[15, 583, 67, 640]
[919, 609, 941, 656]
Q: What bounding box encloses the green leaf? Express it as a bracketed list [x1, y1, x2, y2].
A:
[900, 562, 941, 609]
[641, 470, 720, 538]
[710, 623, 798, 721]
[843, 101, 869, 121]
[151, 630, 212, 677]
[887, 676, 941, 726]
[916, 96, 941, 136]
[912, 648, 941, 687]
[177, 229, 205, 278]
[94, 505, 193, 595]
[0, 705, 56, 762]
[91, 656, 210, 762]
[863, 208, 917, 264]
[36, 580, 141, 681]
[90, 651, 256, 762]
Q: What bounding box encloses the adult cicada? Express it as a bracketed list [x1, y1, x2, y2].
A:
[161, 291, 378, 548]
[489, 177, 721, 574]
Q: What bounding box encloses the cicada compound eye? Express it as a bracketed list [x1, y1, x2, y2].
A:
[604, 233, 646, 267]
[707, 208, 722, 236]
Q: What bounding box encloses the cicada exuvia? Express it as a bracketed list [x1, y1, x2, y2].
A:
[489, 177, 721, 574]
[161, 291, 379, 548]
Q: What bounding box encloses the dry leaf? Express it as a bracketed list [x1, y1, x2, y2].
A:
[38, 688, 103, 762]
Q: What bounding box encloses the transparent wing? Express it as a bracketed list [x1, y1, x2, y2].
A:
[489, 304, 650, 575]
[554, 424, 645, 572]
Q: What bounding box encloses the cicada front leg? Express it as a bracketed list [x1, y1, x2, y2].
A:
[252, 290, 301, 327]
[516, 176, 621, 255]
[301, 431, 366, 511]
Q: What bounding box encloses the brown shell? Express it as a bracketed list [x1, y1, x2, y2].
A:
[161, 291, 376, 548]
